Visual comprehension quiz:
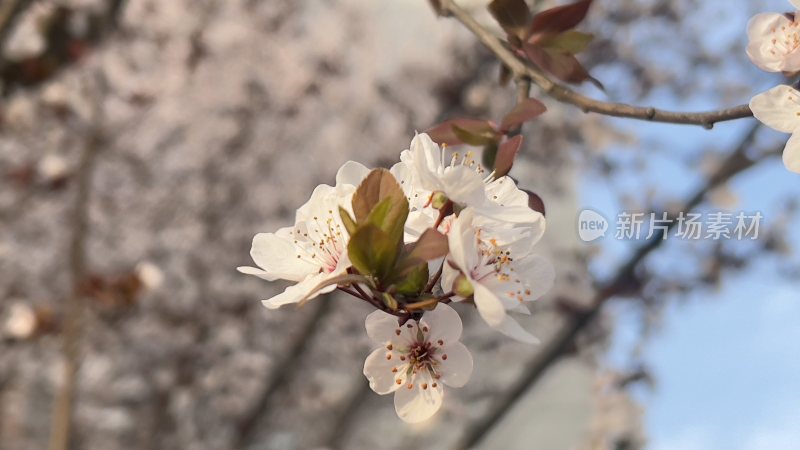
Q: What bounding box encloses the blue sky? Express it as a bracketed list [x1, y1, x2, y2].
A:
[575, 1, 800, 447]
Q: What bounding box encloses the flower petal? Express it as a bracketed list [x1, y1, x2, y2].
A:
[436, 342, 473, 388]
[420, 303, 463, 344]
[440, 165, 486, 206]
[365, 309, 402, 343]
[363, 347, 405, 395]
[248, 230, 317, 282]
[746, 13, 794, 72]
[336, 161, 370, 187]
[473, 282, 507, 327]
[516, 255, 556, 301]
[447, 209, 480, 275]
[393, 371, 444, 424]
[750, 85, 800, 134]
[783, 132, 800, 174]
[261, 272, 332, 309]
[493, 314, 540, 344]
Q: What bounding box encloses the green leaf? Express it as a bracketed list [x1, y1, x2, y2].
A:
[452, 124, 498, 147]
[348, 224, 399, 281]
[488, 0, 532, 41]
[338, 206, 358, 236]
[352, 169, 407, 222]
[365, 196, 408, 248]
[297, 273, 370, 307]
[351, 169, 409, 251]
[393, 263, 429, 296]
[539, 31, 594, 55]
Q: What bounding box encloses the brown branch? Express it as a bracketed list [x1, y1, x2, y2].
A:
[47, 81, 107, 450]
[454, 122, 769, 449]
[234, 298, 333, 449]
[439, 0, 753, 129]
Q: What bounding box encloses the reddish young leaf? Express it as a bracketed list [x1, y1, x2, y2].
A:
[488, 0, 533, 41]
[494, 135, 523, 178]
[425, 119, 496, 145]
[528, 0, 593, 35]
[522, 189, 546, 216]
[426, 118, 496, 146]
[524, 43, 601, 86]
[500, 98, 547, 132]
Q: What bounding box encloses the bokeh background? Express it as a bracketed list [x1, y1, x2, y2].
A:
[0, 0, 797, 449]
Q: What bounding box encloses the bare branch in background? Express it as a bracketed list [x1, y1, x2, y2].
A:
[234, 298, 333, 450]
[438, 0, 753, 129]
[454, 122, 768, 449]
[47, 74, 108, 450]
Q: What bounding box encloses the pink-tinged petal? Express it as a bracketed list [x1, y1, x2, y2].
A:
[493, 314, 540, 344]
[365, 309, 402, 344]
[783, 132, 800, 174]
[436, 342, 473, 388]
[261, 272, 332, 309]
[746, 13, 796, 72]
[363, 348, 405, 395]
[473, 282, 507, 327]
[516, 255, 556, 301]
[249, 230, 317, 282]
[750, 85, 800, 134]
[336, 161, 371, 187]
[420, 303, 463, 344]
[393, 371, 444, 424]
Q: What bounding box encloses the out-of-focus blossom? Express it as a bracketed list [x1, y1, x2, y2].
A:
[746, 1, 800, 72]
[749, 84, 800, 173]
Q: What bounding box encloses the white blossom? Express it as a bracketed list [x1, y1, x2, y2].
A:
[443, 208, 554, 344]
[749, 84, 800, 173]
[746, 1, 800, 73]
[395, 133, 545, 238]
[362, 303, 473, 423]
[237, 161, 370, 308]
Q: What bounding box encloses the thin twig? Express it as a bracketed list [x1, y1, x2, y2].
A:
[234, 298, 333, 449]
[454, 123, 766, 449]
[439, 0, 753, 129]
[47, 81, 107, 450]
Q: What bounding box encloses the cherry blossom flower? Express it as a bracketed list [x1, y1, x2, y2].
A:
[746, 1, 800, 73]
[363, 303, 473, 423]
[443, 208, 554, 344]
[237, 162, 370, 308]
[396, 133, 545, 237]
[749, 84, 800, 173]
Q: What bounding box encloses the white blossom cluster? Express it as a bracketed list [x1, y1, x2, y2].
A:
[747, 0, 800, 173]
[239, 133, 553, 422]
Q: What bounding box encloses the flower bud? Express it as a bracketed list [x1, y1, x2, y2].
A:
[430, 191, 449, 210]
[453, 274, 474, 298]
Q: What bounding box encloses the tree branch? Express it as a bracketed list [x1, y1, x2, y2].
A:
[454, 122, 768, 449]
[47, 79, 107, 450]
[438, 0, 753, 129]
[234, 298, 333, 449]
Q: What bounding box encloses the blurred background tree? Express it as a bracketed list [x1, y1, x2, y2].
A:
[0, 1, 796, 449]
